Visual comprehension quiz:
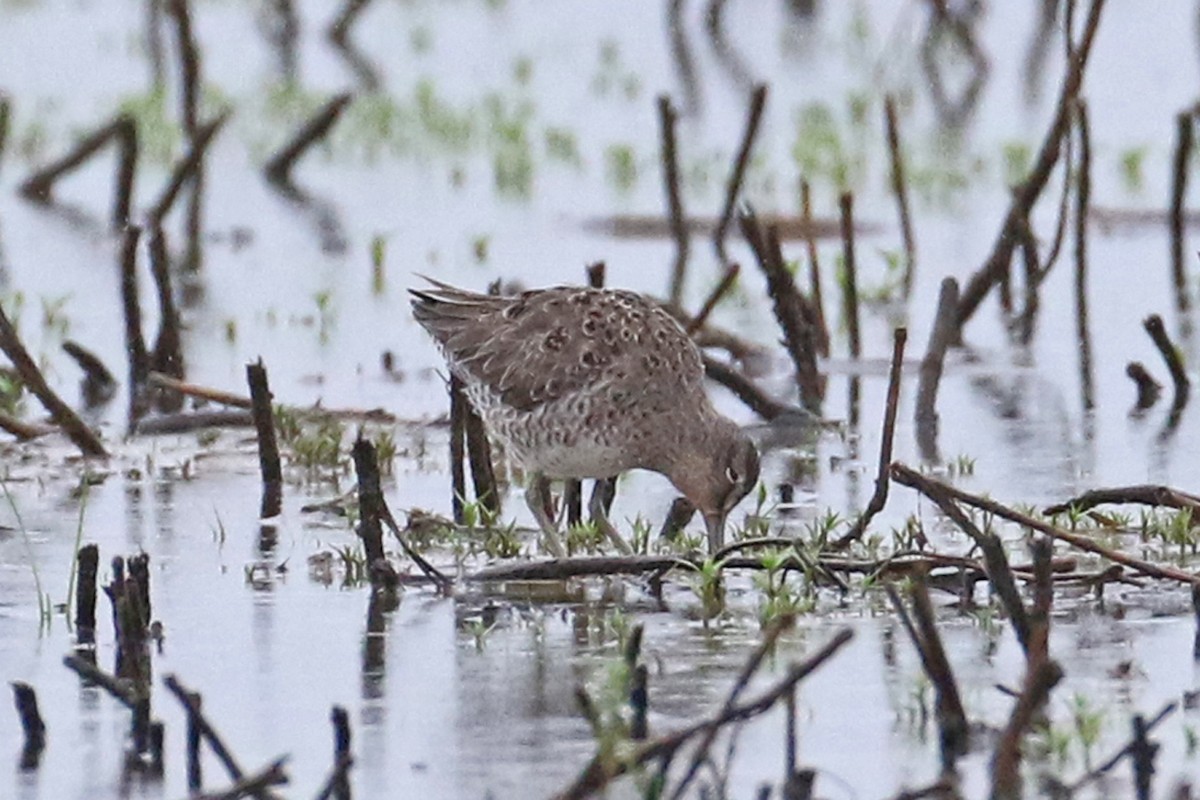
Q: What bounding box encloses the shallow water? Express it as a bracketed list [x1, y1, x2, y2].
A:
[3, 1, 1200, 797]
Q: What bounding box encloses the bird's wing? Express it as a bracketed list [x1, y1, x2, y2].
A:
[410, 284, 703, 412]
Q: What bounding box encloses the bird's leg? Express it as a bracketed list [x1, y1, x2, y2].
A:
[588, 478, 633, 555]
[526, 474, 567, 558]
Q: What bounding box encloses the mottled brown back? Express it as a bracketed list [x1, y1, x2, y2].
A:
[409, 282, 704, 412]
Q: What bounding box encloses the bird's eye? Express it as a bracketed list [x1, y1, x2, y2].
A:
[725, 466, 739, 484]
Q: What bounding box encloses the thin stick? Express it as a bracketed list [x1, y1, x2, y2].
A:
[165, 0, 200, 138]
[1074, 99, 1095, 411]
[0, 302, 106, 457]
[147, 226, 183, 380]
[164, 675, 266, 794]
[265, 93, 353, 184]
[686, 263, 739, 335]
[351, 436, 387, 566]
[1143, 314, 1189, 411]
[246, 359, 283, 519]
[702, 355, 795, 421]
[1044, 484, 1200, 516]
[891, 462, 1200, 586]
[833, 328, 907, 549]
[1125, 363, 1162, 411]
[956, 0, 1106, 327]
[1170, 109, 1194, 315]
[799, 180, 830, 357]
[659, 95, 689, 307]
[713, 84, 768, 265]
[884, 96, 916, 298]
[147, 110, 231, 226]
[668, 615, 795, 800]
[554, 628, 852, 800]
[839, 192, 861, 358]
[915, 278, 959, 461]
[328, 0, 372, 43]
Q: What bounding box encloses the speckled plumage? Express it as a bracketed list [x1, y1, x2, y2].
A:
[410, 279, 760, 553]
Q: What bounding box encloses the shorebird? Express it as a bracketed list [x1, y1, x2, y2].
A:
[410, 279, 760, 557]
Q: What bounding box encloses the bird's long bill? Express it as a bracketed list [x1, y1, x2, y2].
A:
[703, 511, 726, 555]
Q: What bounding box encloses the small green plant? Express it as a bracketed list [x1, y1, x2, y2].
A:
[1, 476, 50, 629]
[467, 618, 495, 652]
[1001, 141, 1032, 186]
[1069, 693, 1105, 769]
[1119, 146, 1147, 193]
[544, 127, 581, 167]
[371, 235, 387, 296]
[289, 416, 346, 476]
[483, 521, 522, 559]
[947, 454, 976, 478]
[604, 144, 637, 192]
[566, 519, 606, 556]
[373, 428, 397, 475]
[688, 557, 726, 625]
[333, 543, 369, 586]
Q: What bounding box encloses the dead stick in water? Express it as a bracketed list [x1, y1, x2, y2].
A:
[1125, 363, 1162, 411]
[891, 462, 1200, 586]
[147, 226, 184, 380]
[915, 278, 959, 462]
[351, 436, 387, 567]
[147, 110, 231, 226]
[702, 355, 797, 421]
[1065, 702, 1175, 793]
[833, 328, 906, 550]
[713, 84, 767, 265]
[265, 93, 353, 185]
[0, 94, 10, 179]
[686, 263, 739, 335]
[956, 0, 1106, 327]
[11, 682, 46, 766]
[246, 359, 283, 519]
[147, 372, 250, 408]
[800, 180, 830, 357]
[328, 0, 372, 43]
[165, 0, 201, 138]
[1074, 99, 1095, 412]
[193, 757, 290, 800]
[329, 705, 352, 800]
[554, 628, 852, 800]
[1044, 484, 1200, 516]
[0, 412, 55, 441]
[667, 614, 795, 800]
[658, 95, 689, 307]
[839, 191, 861, 359]
[18, 114, 138, 230]
[0, 302, 106, 457]
[884, 95, 917, 298]
[1170, 108, 1194, 315]
[1142, 314, 1189, 411]
[119, 226, 150, 420]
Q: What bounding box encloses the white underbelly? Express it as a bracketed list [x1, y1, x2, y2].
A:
[522, 443, 633, 480]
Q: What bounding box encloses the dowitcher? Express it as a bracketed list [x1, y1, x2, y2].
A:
[410, 279, 760, 557]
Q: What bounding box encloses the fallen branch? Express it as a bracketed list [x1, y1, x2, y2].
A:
[1044, 484, 1200, 516]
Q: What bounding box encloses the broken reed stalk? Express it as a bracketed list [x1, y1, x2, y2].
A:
[164, 674, 280, 799]
[328, 0, 372, 42]
[713, 83, 768, 265]
[555, 628, 852, 800]
[915, 278, 959, 460]
[839, 192, 861, 359]
[883, 95, 916, 298]
[165, 0, 201, 137]
[685, 263, 739, 335]
[75, 543, 100, 637]
[892, 466, 1031, 652]
[0, 410, 54, 441]
[991, 648, 1064, 798]
[658, 95, 689, 307]
[799, 180, 830, 357]
[351, 437, 387, 567]
[119, 226, 150, 409]
[1125, 363, 1162, 411]
[11, 682, 46, 767]
[329, 705, 352, 800]
[702, 355, 794, 421]
[147, 110, 231, 226]
[738, 206, 823, 412]
[448, 376, 468, 523]
[0, 93, 10, 178]
[668, 615, 795, 800]
[186, 691, 203, 790]
[890, 462, 1200, 586]
[18, 114, 138, 230]
[1170, 108, 1194, 315]
[246, 359, 283, 519]
[62, 341, 116, 406]
[1065, 702, 1176, 793]
[885, 581, 969, 768]
[147, 226, 184, 380]
[833, 328, 906, 549]
[1142, 314, 1190, 411]
[956, 0, 1106, 327]
[1044, 484, 1200, 516]
[1074, 99, 1095, 412]
[585, 260, 606, 289]
[0, 301, 107, 457]
[265, 93, 354, 184]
